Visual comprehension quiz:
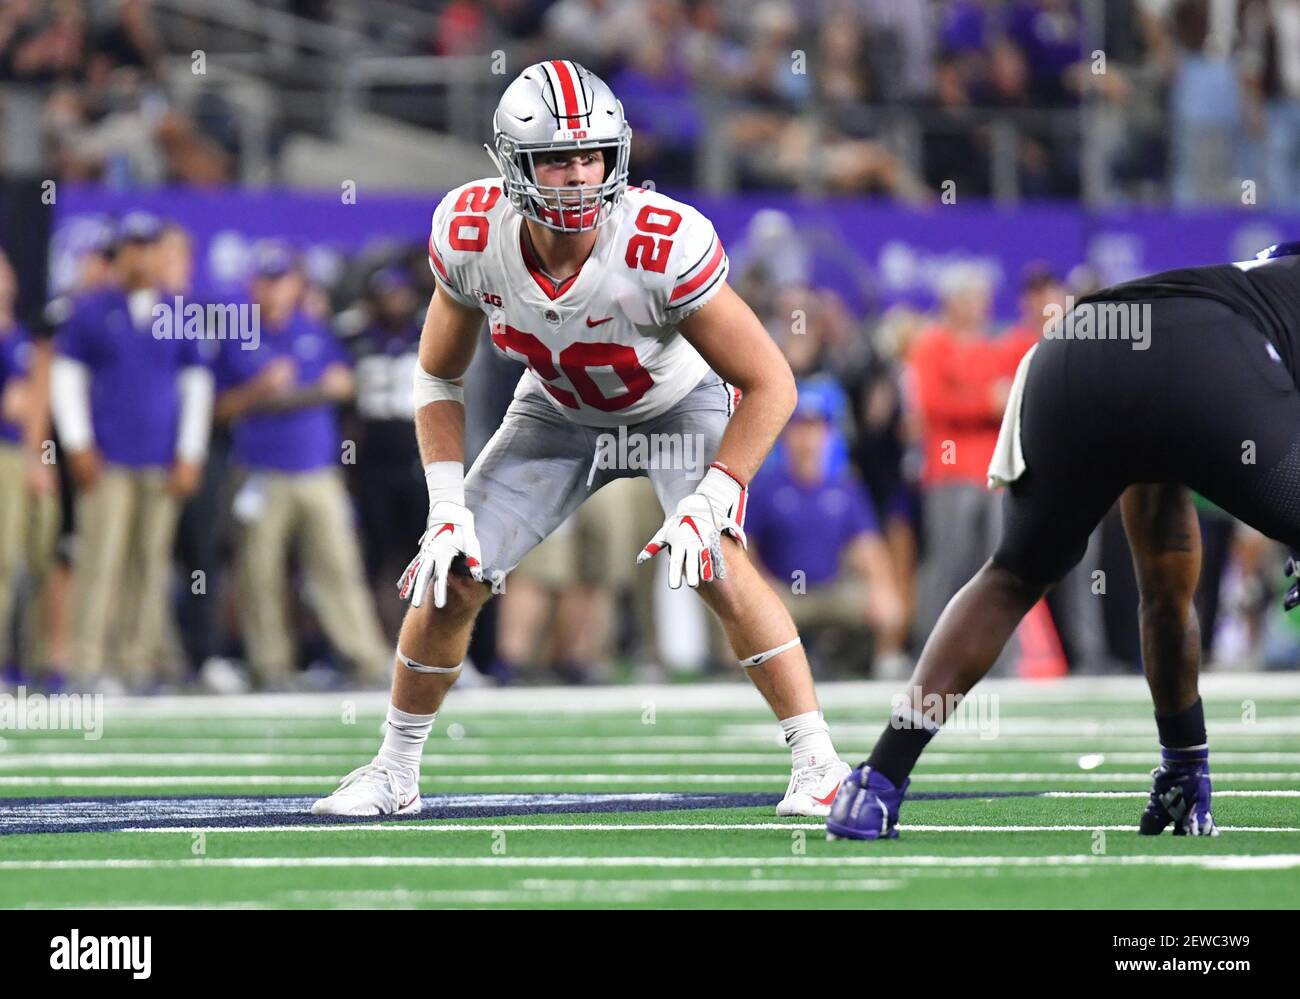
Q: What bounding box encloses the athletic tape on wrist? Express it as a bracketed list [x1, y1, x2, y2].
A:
[738, 636, 801, 668]
[423, 461, 465, 509]
[397, 649, 464, 674]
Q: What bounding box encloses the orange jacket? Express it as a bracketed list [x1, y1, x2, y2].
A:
[908, 325, 1031, 487]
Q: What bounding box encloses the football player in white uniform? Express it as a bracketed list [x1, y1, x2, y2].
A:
[313, 60, 849, 818]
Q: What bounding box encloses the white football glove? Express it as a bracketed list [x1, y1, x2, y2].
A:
[637, 463, 748, 589]
[398, 500, 484, 609]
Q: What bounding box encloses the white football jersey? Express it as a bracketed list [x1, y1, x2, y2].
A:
[427, 179, 731, 427]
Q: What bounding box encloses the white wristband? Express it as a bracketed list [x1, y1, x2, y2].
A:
[413, 363, 465, 408]
[424, 460, 465, 509]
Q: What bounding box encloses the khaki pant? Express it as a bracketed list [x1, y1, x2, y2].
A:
[504, 477, 663, 673]
[71, 464, 180, 683]
[232, 467, 390, 684]
[512, 477, 658, 589]
[915, 482, 1020, 674]
[778, 573, 871, 632]
[773, 571, 882, 675]
[0, 444, 60, 668]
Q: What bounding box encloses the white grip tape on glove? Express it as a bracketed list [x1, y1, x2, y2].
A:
[413, 363, 465, 408]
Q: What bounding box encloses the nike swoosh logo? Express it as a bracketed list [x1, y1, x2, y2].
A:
[399, 793, 419, 809]
[433, 523, 455, 539]
[813, 786, 839, 806]
[586, 316, 613, 327]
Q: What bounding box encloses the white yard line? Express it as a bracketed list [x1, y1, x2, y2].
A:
[26, 674, 1300, 719]
[278, 879, 905, 904]
[4, 772, 1300, 788]
[0, 774, 782, 786]
[125, 822, 822, 833]
[1044, 789, 1300, 797]
[907, 772, 1300, 782]
[724, 720, 1300, 738]
[6, 735, 1297, 755]
[0, 752, 789, 768]
[18, 880, 902, 908]
[124, 822, 1300, 834]
[899, 824, 1300, 832]
[6, 748, 1300, 766]
[4, 854, 1300, 871]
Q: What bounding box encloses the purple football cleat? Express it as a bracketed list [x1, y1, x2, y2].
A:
[825, 765, 909, 841]
[1140, 747, 1218, 836]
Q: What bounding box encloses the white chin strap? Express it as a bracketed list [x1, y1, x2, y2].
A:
[398, 649, 464, 675]
[738, 636, 801, 669]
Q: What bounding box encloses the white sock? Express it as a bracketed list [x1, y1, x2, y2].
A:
[780, 709, 837, 771]
[377, 704, 436, 775]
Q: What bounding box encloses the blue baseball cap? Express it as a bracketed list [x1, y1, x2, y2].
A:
[251, 240, 297, 279]
[76, 216, 117, 256]
[59, 216, 116, 259]
[791, 379, 840, 424]
[116, 211, 164, 245]
[368, 265, 414, 295]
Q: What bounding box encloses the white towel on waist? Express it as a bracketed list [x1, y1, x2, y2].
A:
[987, 341, 1039, 490]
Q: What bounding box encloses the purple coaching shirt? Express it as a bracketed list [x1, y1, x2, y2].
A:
[0, 323, 33, 445]
[746, 463, 880, 588]
[212, 310, 349, 473]
[56, 288, 205, 468]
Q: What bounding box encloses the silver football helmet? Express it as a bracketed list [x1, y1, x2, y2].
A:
[485, 60, 632, 233]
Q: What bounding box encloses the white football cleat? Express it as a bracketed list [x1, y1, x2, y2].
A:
[776, 759, 852, 817]
[311, 759, 422, 817]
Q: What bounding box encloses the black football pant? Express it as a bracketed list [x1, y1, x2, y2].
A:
[994, 297, 1300, 585]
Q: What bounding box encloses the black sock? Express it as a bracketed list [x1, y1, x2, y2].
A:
[864, 719, 938, 788]
[1155, 697, 1206, 749]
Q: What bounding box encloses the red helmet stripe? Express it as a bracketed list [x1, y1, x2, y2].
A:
[550, 59, 582, 129]
[568, 60, 590, 115]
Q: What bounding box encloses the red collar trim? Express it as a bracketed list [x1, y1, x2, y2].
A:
[519, 228, 585, 301]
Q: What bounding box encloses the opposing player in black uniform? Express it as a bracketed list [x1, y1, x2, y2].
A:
[347, 267, 426, 625]
[828, 242, 1300, 840]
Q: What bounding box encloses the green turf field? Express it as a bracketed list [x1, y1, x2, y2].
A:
[2, 675, 1298, 908]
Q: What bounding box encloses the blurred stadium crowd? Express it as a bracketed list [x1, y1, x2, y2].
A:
[4, 210, 1298, 694]
[2, 0, 1299, 204]
[1, 0, 1299, 694]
